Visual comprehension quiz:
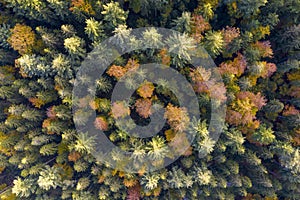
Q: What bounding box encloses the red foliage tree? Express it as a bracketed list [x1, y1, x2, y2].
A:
[94, 116, 109, 131]
[135, 98, 152, 118]
[219, 53, 247, 77]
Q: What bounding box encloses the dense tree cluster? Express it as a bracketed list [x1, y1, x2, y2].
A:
[0, 0, 299, 199]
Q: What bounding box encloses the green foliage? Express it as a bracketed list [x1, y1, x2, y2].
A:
[146, 136, 169, 161]
[101, 2, 128, 30]
[165, 32, 196, 67]
[69, 132, 96, 154]
[172, 12, 192, 33]
[3, 0, 70, 24]
[203, 30, 224, 57]
[167, 167, 193, 188]
[64, 36, 86, 57]
[250, 125, 275, 145]
[16, 54, 53, 78]
[141, 172, 160, 190]
[37, 165, 62, 190]
[40, 143, 57, 156]
[12, 177, 36, 197]
[0, 24, 11, 49]
[85, 17, 104, 43]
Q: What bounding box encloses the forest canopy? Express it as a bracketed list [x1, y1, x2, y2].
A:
[0, 0, 299, 199]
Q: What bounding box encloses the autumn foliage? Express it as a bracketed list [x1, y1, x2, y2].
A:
[164, 103, 189, 132]
[8, 24, 37, 55]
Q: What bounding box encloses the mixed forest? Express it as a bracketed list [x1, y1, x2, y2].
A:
[0, 0, 299, 199]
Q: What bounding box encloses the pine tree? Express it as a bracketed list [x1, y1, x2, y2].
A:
[0, 24, 11, 49]
[12, 177, 37, 198]
[85, 18, 104, 43]
[37, 165, 62, 190]
[101, 2, 128, 30]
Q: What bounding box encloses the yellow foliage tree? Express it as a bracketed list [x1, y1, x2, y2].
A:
[7, 24, 36, 55]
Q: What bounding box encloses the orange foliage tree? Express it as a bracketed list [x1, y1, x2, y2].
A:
[7, 24, 37, 55]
